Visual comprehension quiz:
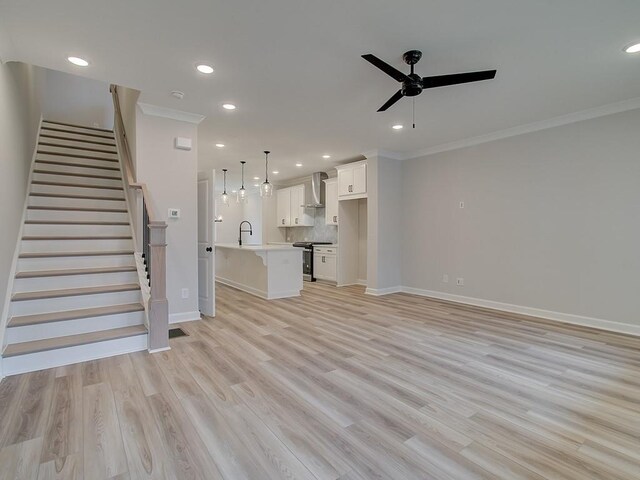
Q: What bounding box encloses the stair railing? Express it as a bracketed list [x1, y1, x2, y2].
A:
[110, 85, 169, 352]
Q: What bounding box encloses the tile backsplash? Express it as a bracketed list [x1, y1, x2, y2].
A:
[285, 209, 337, 244]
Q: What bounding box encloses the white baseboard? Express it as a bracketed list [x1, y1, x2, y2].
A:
[400, 286, 640, 337]
[356, 279, 367, 286]
[365, 286, 402, 296]
[169, 311, 202, 324]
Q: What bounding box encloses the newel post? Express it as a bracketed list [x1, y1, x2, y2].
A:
[148, 221, 169, 351]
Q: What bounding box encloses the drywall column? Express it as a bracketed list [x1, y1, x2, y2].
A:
[365, 152, 402, 294]
[135, 104, 204, 324]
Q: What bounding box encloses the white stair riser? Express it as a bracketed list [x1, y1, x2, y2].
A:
[39, 130, 115, 144]
[6, 310, 146, 343]
[26, 209, 129, 223]
[36, 154, 120, 170]
[41, 123, 114, 137]
[10, 290, 142, 316]
[1, 334, 147, 376]
[32, 162, 121, 179]
[38, 136, 116, 149]
[18, 255, 135, 271]
[30, 183, 125, 198]
[23, 223, 131, 236]
[28, 196, 126, 209]
[14, 271, 139, 292]
[36, 148, 118, 162]
[32, 172, 123, 189]
[20, 238, 133, 253]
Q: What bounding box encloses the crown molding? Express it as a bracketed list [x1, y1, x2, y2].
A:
[362, 149, 404, 160]
[403, 96, 640, 161]
[137, 102, 205, 124]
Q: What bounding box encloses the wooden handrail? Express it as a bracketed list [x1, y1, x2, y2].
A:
[110, 84, 169, 352]
[109, 85, 159, 222]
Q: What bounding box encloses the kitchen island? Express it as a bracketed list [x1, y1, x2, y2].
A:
[215, 244, 303, 299]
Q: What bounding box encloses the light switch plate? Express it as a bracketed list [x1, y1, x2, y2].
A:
[168, 208, 181, 219]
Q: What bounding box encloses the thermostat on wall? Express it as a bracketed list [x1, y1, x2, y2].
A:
[168, 208, 181, 219]
[175, 137, 192, 150]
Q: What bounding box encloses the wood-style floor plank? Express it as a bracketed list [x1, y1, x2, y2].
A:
[0, 282, 639, 479]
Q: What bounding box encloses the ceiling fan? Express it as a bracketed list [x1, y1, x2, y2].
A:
[362, 50, 497, 115]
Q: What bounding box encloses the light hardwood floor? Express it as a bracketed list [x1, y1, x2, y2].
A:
[1, 282, 640, 479]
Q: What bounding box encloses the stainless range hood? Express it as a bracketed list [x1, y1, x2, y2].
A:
[304, 172, 329, 208]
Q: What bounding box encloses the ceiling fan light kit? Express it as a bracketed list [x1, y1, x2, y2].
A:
[362, 49, 497, 127]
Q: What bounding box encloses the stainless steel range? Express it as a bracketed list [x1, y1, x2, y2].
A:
[292, 241, 333, 281]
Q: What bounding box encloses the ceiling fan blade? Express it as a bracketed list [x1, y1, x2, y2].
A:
[362, 54, 409, 83]
[422, 70, 497, 89]
[377, 90, 404, 112]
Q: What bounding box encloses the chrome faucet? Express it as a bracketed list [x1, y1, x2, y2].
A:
[238, 221, 253, 246]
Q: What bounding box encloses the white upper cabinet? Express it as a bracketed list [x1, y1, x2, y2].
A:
[324, 178, 338, 225]
[276, 184, 314, 227]
[276, 187, 291, 227]
[336, 160, 367, 199]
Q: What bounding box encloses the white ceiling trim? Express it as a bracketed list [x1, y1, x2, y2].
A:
[402, 96, 640, 160]
[362, 149, 404, 161]
[138, 102, 205, 124]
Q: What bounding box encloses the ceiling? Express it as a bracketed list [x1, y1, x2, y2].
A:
[1, 0, 640, 185]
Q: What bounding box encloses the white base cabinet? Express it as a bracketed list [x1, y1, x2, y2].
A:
[313, 246, 337, 282]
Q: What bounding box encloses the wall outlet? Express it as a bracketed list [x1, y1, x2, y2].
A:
[442, 274, 449, 283]
[456, 278, 464, 286]
[181, 288, 189, 299]
[459, 201, 465, 209]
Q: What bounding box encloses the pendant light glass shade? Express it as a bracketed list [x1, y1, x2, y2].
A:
[237, 161, 247, 203]
[220, 169, 229, 205]
[260, 150, 273, 197]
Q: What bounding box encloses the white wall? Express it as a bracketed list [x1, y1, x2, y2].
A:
[357, 199, 367, 283]
[42, 69, 113, 129]
[0, 62, 45, 355]
[215, 193, 263, 245]
[135, 109, 200, 323]
[401, 108, 640, 332]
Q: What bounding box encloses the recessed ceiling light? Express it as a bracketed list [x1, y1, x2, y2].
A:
[624, 42, 640, 54]
[295, 163, 303, 167]
[392, 124, 403, 130]
[215, 143, 225, 148]
[196, 64, 214, 74]
[322, 155, 331, 159]
[171, 90, 185, 100]
[222, 103, 236, 110]
[253, 176, 260, 180]
[253, 183, 260, 187]
[68, 56, 89, 67]
[272, 170, 279, 175]
[231, 189, 237, 193]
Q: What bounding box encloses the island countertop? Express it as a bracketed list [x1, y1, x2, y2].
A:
[215, 243, 299, 252]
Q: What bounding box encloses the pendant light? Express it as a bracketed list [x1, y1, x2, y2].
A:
[220, 168, 229, 205]
[237, 161, 247, 203]
[260, 150, 273, 197]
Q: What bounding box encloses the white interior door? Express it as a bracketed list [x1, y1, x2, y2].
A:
[197, 169, 216, 316]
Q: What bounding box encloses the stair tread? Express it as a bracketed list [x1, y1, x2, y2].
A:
[12, 283, 140, 301]
[33, 169, 121, 181]
[37, 151, 119, 162]
[38, 141, 117, 154]
[8, 303, 144, 327]
[19, 250, 134, 258]
[41, 126, 115, 140]
[16, 266, 137, 278]
[31, 180, 123, 190]
[29, 192, 124, 201]
[22, 235, 132, 240]
[35, 160, 120, 172]
[39, 133, 116, 146]
[2, 325, 147, 357]
[42, 120, 114, 133]
[25, 220, 129, 225]
[27, 206, 127, 212]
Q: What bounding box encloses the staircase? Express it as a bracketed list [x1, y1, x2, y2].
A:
[1, 119, 148, 376]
